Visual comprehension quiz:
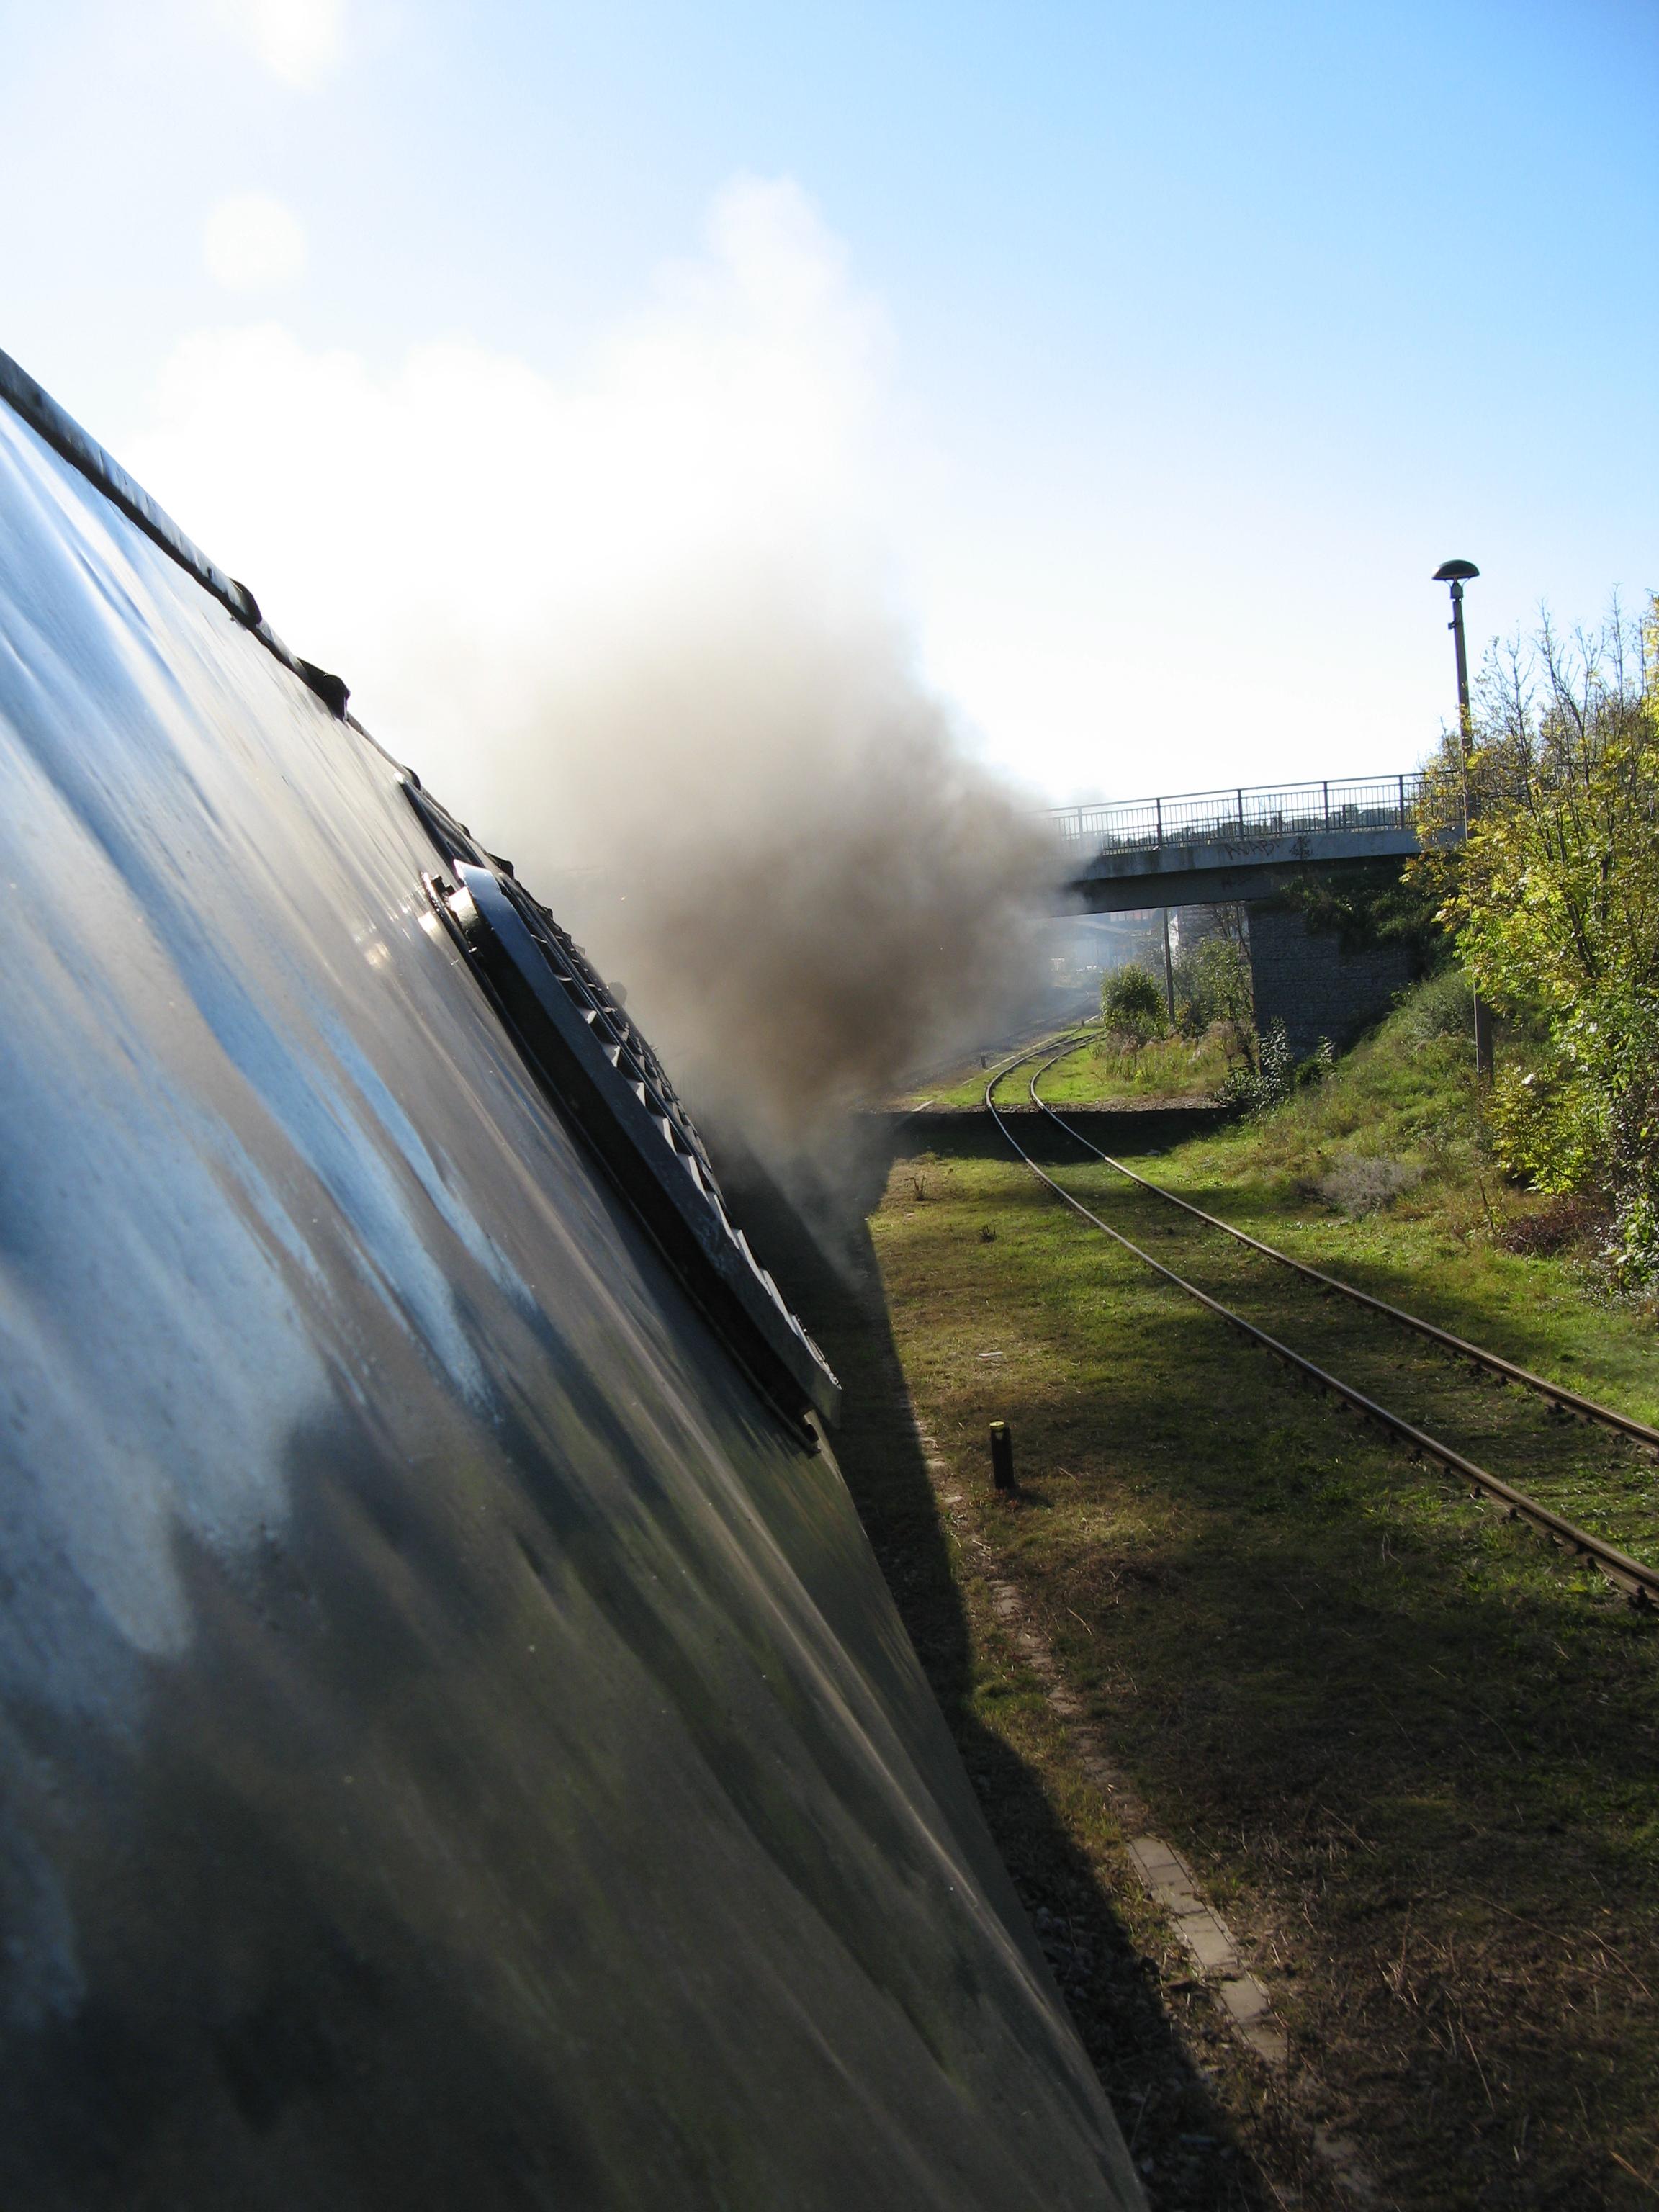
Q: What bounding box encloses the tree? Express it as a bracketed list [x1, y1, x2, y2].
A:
[1101, 961, 1169, 1043]
[1172, 932, 1253, 1037]
[1415, 597, 1659, 1287]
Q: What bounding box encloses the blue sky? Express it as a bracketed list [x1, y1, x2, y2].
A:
[1, 0, 1654, 805]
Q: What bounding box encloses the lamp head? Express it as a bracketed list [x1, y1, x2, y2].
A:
[1433, 559, 1480, 583]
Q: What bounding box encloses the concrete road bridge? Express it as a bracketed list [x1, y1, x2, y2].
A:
[1048, 771, 1455, 1057]
[1051, 771, 1431, 914]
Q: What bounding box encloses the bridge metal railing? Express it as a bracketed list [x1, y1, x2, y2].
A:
[1049, 772, 1427, 857]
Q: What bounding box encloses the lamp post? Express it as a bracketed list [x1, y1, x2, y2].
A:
[1432, 559, 1493, 1079]
[1160, 908, 1176, 1024]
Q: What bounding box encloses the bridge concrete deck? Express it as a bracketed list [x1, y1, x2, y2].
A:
[1063, 824, 1421, 915]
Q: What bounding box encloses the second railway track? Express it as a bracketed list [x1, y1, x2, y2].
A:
[980, 1033, 1659, 1608]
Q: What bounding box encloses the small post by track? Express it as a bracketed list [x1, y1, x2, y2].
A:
[988, 1419, 1015, 1492]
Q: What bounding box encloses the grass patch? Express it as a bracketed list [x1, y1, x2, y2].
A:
[1038, 1025, 1241, 1107]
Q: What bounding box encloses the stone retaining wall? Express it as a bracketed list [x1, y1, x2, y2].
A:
[1246, 904, 1413, 1059]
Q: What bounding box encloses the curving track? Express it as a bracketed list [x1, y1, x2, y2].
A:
[981, 1034, 1659, 1608]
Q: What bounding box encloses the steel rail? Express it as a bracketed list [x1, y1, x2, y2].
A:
[984, 1047, 1659, 1606]
[1025, 1044, 1659, 1455]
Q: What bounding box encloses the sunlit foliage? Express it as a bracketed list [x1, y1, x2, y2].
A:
[1416, 598, 1659, 1292]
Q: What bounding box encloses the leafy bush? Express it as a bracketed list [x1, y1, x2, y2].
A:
[1101, 962, 1169, 1043]
[1217, 1025, 1341, 1118]
[1605, 1190, 1659, 1301]
[1172, 934, 1253, 1037]
[1414, 595, 1659, 1295]
[1497, 1193, 1607, 1258]
[1317, 1154, 1421, 1216]
[1272, 856, 1448, 967]
[1215, 1064, 1254, 1114]
[1485, 1054, 1607, 1195]
[1297, 1038, 1336, 1087]
[1218, 1020, 1295, 1117]
[1395, 964, 1480, 1046]
[1601, 1040, 1659, 1297]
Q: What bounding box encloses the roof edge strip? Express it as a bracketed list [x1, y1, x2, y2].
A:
[0, 345, 379, 740]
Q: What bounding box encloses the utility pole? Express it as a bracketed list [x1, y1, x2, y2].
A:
[1433, 559, 1493, 1079]
[1160, 908, 1176, 1025]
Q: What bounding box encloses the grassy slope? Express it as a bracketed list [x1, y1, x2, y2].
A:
[1082, 1001, 1659, 1437]
[865, 992, 1659, 2208]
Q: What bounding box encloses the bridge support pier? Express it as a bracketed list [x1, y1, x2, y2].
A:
[1245, 904, 1413, 1061]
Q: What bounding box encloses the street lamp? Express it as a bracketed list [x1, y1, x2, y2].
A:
[1433, 558, 1480, 750]
[1432, 557, 1493, 1077]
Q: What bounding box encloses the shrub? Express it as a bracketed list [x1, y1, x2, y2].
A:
[1273, 857, 1448, 967]
[1101, 962, 1169, 1043]
[1605, 1190, 1659, 1300]
[1485, 1054, 1608, 1195]
[1297, 1038, 1337, 1088]
[1172, 935, 1253, 1038]
[1218, 1020, 1295, 1117]
[1317, 1154, 1421, 1217]
[1395, 965, 1480, 1046]
[1497, 1194, 1607, 1258]
[1215, 1065, 1255, 1115]
[1415, 595, 1659, 1297]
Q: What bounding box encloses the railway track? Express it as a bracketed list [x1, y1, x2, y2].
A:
[981, 1035, 1659, 1608]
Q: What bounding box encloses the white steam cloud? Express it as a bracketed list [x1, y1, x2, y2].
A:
[133, 178, 1060, 1147]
